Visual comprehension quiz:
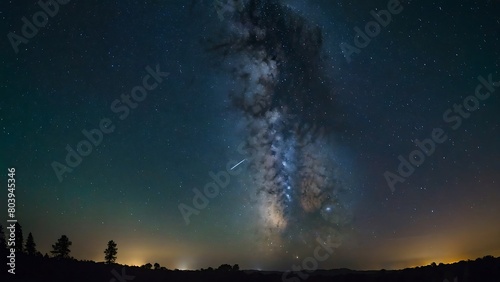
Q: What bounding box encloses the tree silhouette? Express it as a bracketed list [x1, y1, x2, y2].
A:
[232, 264, 240, 271]
[154, 262, 160, 270]
[104, 240, 118, 264]
[25, 232, 37, 255]
[50, 235, 72, 259]
[218, 264, 232, 271]
[14, 222, 23, 253]
[142, 263, 152, 269]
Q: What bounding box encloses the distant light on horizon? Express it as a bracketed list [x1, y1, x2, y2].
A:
[176, 260, 192, 270]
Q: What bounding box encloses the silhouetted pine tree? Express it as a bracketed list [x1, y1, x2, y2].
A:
[14, 222, 23, 253]
[104, 240, 117, 263]
[50, 235, 72, 259]
[25, 232, 37, 255]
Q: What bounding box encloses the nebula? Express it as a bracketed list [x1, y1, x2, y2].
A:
[208, 0, 352, 253]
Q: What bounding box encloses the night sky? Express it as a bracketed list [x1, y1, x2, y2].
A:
[1, 0, 500, 271]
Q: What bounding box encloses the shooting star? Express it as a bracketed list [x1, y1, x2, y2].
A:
[230, 158, 247, 170]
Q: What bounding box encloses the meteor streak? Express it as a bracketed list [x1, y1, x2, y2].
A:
[230, 158, 246, 170]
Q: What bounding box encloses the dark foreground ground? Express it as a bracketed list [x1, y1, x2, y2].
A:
[2, 254, 499, 282]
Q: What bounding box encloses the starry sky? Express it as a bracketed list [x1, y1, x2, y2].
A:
[1, 0, 500, 271]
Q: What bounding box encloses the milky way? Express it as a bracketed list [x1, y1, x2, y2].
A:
[207, 0, 352, 254]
